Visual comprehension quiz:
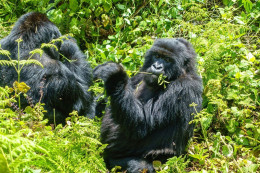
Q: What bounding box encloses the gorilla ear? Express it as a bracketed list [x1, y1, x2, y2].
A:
[177, 38, 196, 59]
[176, 38, 193, 50]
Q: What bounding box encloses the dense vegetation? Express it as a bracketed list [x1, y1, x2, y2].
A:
[0, 0, 259, 172]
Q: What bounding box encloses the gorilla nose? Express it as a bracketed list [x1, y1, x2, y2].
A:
[152, 63, 163, 72]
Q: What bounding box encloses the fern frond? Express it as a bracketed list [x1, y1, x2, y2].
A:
[29, 49, 44, 57]
[0, 60, 16, 67]
[19, 60, 44, 68]
[50, 34, 72, 44]
[59, 34, 72, 40]
[41, 43, 58, 51]
[0, 112, 17, 118]
[0, 87, 10, 98]
[86, 137, 102, 145]
[0, 99, 14, 107]
[50, 38, 64, 44]
[0, 148, 11, 173]
[0, 50, 11, 56]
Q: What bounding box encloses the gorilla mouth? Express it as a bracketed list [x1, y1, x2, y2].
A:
[149, 71, 166, 79]
[147, 69, 164, 76]
[143, 68, 168, 86]
[150, 74, 159, 80]
[144, 73, 161, 86]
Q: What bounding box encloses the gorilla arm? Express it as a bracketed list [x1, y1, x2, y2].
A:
[94, 62, 149, 138]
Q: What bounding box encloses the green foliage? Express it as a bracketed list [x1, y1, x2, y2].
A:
[0, 85, 106, 172]
[0, 38, 44, 82]
[156, 156, 190, 173]
[0, 36, 106, 172]
[0, 0, 259, 172]
[158, 74, 170, 89]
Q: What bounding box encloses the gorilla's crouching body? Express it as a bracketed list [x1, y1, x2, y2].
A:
[94, 38, 203, 172]
[0, 12, 94, 124]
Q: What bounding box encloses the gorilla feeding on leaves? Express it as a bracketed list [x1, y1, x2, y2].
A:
[0, 12, 94, 124]
[94, 38, 203, 172]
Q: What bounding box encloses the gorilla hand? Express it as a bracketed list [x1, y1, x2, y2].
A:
[93, 62, 124, 82]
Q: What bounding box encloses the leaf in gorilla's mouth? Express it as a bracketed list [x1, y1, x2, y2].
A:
[158, 74, 170, 88]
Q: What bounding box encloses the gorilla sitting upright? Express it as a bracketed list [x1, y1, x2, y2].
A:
[0, 12, 94, 124]
[94, 38, 203, 172]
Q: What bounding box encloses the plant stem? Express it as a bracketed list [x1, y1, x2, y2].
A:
[17, 39, 21, 114]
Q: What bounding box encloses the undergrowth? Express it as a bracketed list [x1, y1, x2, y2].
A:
[0, 0, 259, 172]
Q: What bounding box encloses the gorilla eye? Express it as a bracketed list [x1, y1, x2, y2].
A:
[164, 56, 172, 63]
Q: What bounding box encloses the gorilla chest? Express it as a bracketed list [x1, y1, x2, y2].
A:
[134, 81, 161, 104]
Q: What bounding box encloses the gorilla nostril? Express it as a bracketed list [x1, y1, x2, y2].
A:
[152, 64, 163, 71]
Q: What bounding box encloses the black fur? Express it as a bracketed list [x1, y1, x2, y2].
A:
[0, 12, 94, 124]
[94, 38, 203, 172]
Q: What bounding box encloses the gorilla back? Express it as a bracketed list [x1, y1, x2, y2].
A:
[0, 12, 94, 124]
[94, 38, 203, 172]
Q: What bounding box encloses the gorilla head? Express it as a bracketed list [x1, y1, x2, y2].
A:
[3, 12, 61, 53]
[142, 38, 197, 85]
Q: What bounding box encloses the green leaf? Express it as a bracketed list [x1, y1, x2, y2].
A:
[245, 123, 254, 129]
[0, 60, 16, 67]
[226, 119, 237, 133]
[0, 50, 11, 56]
[101, 14, 110, 27]
[235, 72, 241, 79]
[122, 57, 131, 63]
[20, 60, 44, 68]
[103, 0, 112, 12]
[95, 7, 103, 17]
[239, 136, 249, 145]
[116, 17, 123, 29]
[41, 43, 58, 51]
[69, 0, 79, 12]
[116, 4, 125, 10]
[182, 0, 189, 5]
[222, 0, 231, 6]
[222, 145, 233, 157]
[242, 0, 253, 13]
[153, 160, 162, 170]
[30, 49, 44, 57]
[201, 115, 213, 130]
[0, 148, 11, 173]
[101, 52, 106, 60]
[244, 164, 259, 172]
[159, 0, 164, 7]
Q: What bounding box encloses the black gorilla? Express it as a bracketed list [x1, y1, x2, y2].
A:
[0, 12, 94, 124]
[94, 38, 203, 172]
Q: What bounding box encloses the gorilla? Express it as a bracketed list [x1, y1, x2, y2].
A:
[94, 38, 203, 172]
[0, 12, 94, 124]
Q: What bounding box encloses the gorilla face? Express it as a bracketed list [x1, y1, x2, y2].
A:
[143, 54, 178, 85]
[141, 38, 196, 87]
[142, 52, 182, 86]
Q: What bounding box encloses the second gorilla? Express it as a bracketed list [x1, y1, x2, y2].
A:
[0, 12, 94, 124]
